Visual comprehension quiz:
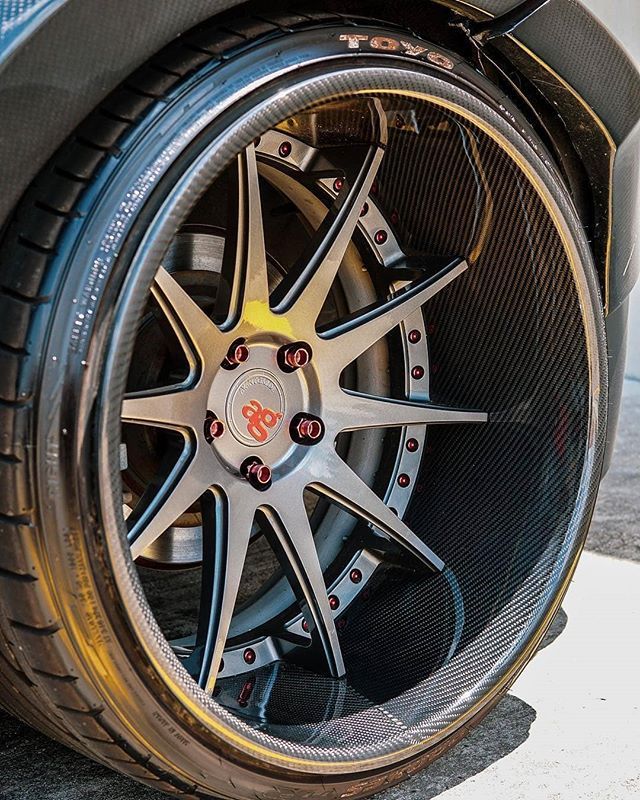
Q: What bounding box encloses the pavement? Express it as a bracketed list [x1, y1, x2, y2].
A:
[0, 379, 638, 799]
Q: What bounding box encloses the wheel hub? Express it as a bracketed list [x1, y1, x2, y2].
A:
[210, 339, 317, 472]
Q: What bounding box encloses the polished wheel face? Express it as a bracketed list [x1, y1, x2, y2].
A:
[121, 101, 487, 692]
[106, 70, 602, 764]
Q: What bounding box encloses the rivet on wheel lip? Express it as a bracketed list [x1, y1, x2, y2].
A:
[328, 595, 340, 611]
[408, 329, 422, 344]
[406, 438, 420, 452]
[278, 141, 292, 157]
[350, 569, 363, 584]
[397, 473, 411, 488]
[374, 229, 388, 245]
[243, 648, 256, 665]
[411, 365, 425, 380]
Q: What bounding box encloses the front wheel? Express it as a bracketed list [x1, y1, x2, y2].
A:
[0, 11, 606, 798]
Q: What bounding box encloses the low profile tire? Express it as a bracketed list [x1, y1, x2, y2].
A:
[0, 11, 607, 799]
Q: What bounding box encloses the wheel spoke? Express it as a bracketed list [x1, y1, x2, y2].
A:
[216, 145, 270, 329]
[335, 390, 488, 431]
[261, 499, 345, 678]
[153, 265, 223, 367]
[121, 385, 203, 431]
[191, 489, 255, 693]
[271, 101, 387, 322]
[319, 258, 468, 368]
[127, 440, 212, 560]
[313, 456, 445, 573]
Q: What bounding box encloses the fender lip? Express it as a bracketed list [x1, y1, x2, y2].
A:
[448, 0, 640, 311]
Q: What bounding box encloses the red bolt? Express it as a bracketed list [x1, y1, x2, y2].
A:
[411, 365, 425, 380]
[242, 458, 272, 489]
[243, 648, 256, 665]
[350, 569, 362, 584]
[374, 229, 388, 245]
[279, 141, 292, 158]
[360, 202, 369, 217]
[328, 595, 340, 611]
[406, 438, 419, 453]
[252, 464, 272, 485]
[296, 417, 323, 442]
[282, 343, 311, 370]
[223, 342, 249, 368]
[408, 329, 422, 344]
[398, 473, 411, 488]
[208, 418, 225, 439]
[302, 619, 309, 633]
[333, 177, 344, 192]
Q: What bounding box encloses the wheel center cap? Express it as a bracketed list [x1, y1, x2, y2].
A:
[226, 369, 285, 446]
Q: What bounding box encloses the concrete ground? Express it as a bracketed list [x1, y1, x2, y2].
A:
[0, 380, 638, 799]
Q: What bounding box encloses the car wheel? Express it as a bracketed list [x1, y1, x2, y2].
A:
[0, 11, 607, 798]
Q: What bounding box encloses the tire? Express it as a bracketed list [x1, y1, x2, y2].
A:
[0, 9, 607, 799]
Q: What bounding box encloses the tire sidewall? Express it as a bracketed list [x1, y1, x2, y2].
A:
[27, 21, 607, 795]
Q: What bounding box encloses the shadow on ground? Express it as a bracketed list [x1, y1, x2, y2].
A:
[0, 690, 538, 800]
[0, 381, 635, 799]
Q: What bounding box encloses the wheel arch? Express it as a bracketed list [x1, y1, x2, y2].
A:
[1, 0, 638, 310]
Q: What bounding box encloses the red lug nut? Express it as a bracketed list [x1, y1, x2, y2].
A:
[208, 418, 225, 440]
[279, 342, 312, 371]
[408, 329, 422, 344]
[333, 177, 344, 193]
[406, 438, 419, 453]
[243, 648, 256, 665]
[350, 568, 362, 584]
[278, 141, 292, 158]
[297, 417, 323, 442]
[290, 413, 324, 446]
[411, 365, 425, 380]
[398, 473, 411, 488]
[223, 341, 249, 369]
[328, 595, 340, 611]
[241, 458, 272, 490]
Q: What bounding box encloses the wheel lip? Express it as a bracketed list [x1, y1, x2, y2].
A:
[33, 37, 607, 777]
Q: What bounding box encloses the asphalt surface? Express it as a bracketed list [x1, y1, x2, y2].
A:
[0, 378, 637, 799]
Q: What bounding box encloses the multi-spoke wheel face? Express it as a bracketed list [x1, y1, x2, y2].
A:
[106, 77, 601, 765]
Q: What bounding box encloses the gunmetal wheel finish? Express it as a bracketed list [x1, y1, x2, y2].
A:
[0, 14, 606, 799]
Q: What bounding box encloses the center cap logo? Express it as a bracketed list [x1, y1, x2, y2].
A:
[226, 370, 285, 446]
[241, 399, 283, 443]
